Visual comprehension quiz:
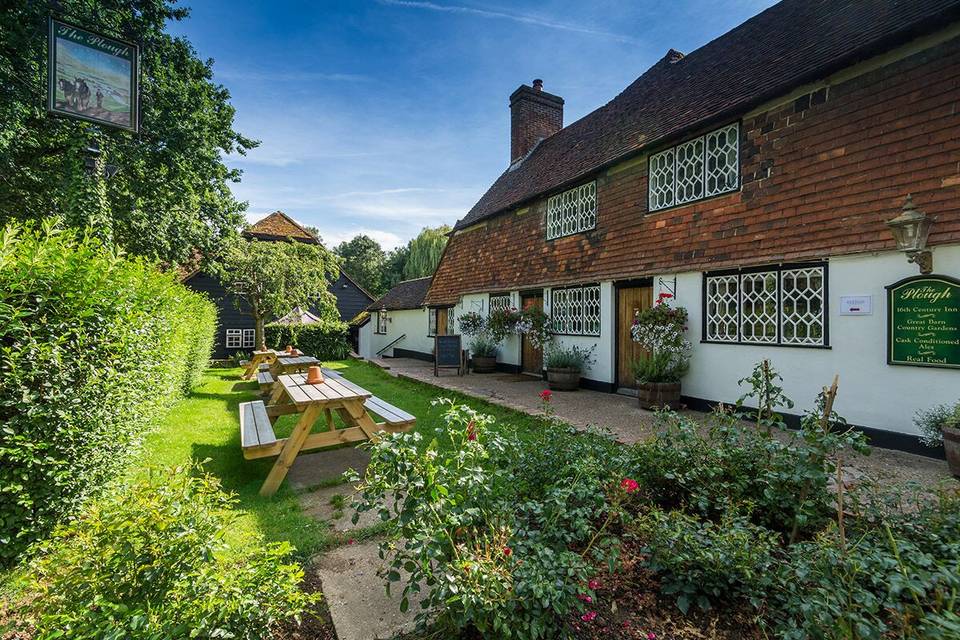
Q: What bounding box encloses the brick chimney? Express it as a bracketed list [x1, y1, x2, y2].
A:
[509, 78, 563, 164]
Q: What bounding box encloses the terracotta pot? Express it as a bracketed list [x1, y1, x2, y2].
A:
[943, 425, 960, 478]
[547, 367, 581, 391]
[472, 355, 497, 373]
[637, 381, 681, 410]
[286, 345, 295, 354]
[306, 366, 324, 385]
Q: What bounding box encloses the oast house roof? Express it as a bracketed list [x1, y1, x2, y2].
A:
[244, 211, 319, 243]
[456, 0, 960, 230]
[368, 277, 433, 311]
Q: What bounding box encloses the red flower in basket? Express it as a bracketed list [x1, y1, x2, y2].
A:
[656, 292, 673, 305]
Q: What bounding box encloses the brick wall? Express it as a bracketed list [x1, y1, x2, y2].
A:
[427, 36, 960, 305]
[510, 83, 564, 164]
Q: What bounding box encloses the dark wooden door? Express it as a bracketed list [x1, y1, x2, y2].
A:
[520, 293, 543, 375]
[617, 286, 653, 388]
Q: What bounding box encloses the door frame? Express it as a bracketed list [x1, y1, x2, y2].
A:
[614, 278, 654, 388]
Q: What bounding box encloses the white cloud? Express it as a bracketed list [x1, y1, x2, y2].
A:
[378, 0, 640, 43]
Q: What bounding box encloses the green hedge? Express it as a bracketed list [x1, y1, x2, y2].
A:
[0, 220, 218, 564]
[265, 321, 351, 361]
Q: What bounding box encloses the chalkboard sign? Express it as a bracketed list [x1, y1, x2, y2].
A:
[434, 335, 463, 376]
[887, 274, 960, 369]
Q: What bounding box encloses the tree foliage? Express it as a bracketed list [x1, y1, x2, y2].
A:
[403, 224, 450, 280]
[0, 0, 255, 264]
[334, 234, 386, 296]
[212, 238, 340, 347]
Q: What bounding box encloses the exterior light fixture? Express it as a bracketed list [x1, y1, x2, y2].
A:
[886, 194, 934, 274]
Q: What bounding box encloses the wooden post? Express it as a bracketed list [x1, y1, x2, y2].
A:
[259, 403, 321, 497]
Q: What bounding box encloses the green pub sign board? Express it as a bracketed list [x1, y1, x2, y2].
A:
[887, 274, 960, 369]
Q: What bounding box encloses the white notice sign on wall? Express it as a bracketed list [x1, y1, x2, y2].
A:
[839, 295, 872, 315]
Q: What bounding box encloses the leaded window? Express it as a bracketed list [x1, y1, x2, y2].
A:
[551, 284, 601, 336]
[225, 329, 242, 349]
[242, 329, 256, 348]
[703, 264, 827, 347]
[428, 308, 437, 336]
[649, 122, 739, 212]
[489, 294, 512, 312]
[376, 309, 387, 334]
[546, 182, 597, 240]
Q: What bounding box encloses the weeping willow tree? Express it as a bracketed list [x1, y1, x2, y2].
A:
[403, 225, 451, 280]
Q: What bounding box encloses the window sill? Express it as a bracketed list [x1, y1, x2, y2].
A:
[700, 340, 831, 350]
[646, 187, 740, 216]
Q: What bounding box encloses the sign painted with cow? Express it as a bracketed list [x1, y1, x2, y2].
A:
[47, 18, 139, 132]
[887, 274, 960, 369]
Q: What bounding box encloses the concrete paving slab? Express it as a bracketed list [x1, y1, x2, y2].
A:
[299, 485, 394, 533]
[316, 540, 424, 640]
[286, 447, 370, 491]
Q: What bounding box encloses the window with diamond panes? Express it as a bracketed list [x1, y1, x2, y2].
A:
[649, 122, 739, 212]
[703, 264, 827, 347]
[489, 294, 511, 313]
[705, 275, 739, 342]
[546, 182, 597, 240]
[551, 285, 601, 336]
[781, 267, 825, 345]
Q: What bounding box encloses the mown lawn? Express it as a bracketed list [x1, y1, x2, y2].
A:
[135, 359, 551, 560]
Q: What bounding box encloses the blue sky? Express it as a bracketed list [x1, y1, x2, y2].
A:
[168, 0, 777, 249]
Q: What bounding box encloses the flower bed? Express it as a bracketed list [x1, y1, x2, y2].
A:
[351, 363, 960, 639]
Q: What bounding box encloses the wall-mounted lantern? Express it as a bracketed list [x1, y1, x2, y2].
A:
[886, 194, 934, 274]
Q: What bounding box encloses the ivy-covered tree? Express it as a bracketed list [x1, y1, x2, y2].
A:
[334, 234, 386, 296]
[213, 238, 341, 348]
[0, 0, 255, 264]
[383, 244, 410, 291]
[403, 225, 450, 280]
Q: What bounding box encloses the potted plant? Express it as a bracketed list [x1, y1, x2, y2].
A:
[469, 336, 499, 373]
[630, 294, 691, 409]
[544, 344, 595, 391]
[915, 399, 960, 477]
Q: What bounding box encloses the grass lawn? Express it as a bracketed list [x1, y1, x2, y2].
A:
[136, 358, 551, 560]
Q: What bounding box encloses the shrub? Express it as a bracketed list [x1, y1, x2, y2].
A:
[265, 320, 351, 360]
[351, 400, 622, 639]
[469, 335, 499, 357]
[915, 399, 960, 447]
[544, 344, 595, 371]
[770, 489, 960, 639]
[0, 220, 217, 564]
[23, 464, 318, 639]
[631, 508, 779, 614]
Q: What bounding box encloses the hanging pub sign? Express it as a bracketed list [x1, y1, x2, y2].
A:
[886, 274, 960, 369]
[47, 18, 139, 132]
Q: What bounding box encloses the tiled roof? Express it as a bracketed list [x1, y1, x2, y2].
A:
[456, 0, 960, 230]
[271, 306, 324, 325]
[367, 277, 433, 311]
[244, 211, 319, 243]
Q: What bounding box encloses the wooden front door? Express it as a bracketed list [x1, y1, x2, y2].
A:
[617, 286, 653, 389]
[520, 293, 543, 375]
[436, 308, 448, 336]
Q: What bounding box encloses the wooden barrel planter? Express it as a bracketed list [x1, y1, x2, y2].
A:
[943, 425, 960, 477]
[637, 382, 681, 410]
[547, 367, 581, 391]
[472, 355, 497, 373]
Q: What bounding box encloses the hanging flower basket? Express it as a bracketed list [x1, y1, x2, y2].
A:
[630, 294, 691, 409]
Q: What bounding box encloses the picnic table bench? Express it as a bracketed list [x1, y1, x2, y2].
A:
[269, 355, 319, 377]
[241, 349, 282, 379]
[240, 371, 416, 496]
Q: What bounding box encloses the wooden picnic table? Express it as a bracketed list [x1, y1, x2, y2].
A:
[242, 349, 282, 379]
[269, 355, 319, 377]
[256, 373, 395, 496]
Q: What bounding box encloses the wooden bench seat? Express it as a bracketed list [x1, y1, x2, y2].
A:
[239, 359, 250, 367]
[256, 371, 275, 396]
[321, 368, 416, 428]
[240, 401, 278, 459]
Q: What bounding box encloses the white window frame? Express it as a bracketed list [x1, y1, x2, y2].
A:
[703, 263, 828, 347]
[225, 329, 242, 349]
[649, 122, 739, 212]
[546, 181, 597, 240]
[241, 329, 256, 348]
[376, 309, 388, 334]
[551, 284, 602, 336]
